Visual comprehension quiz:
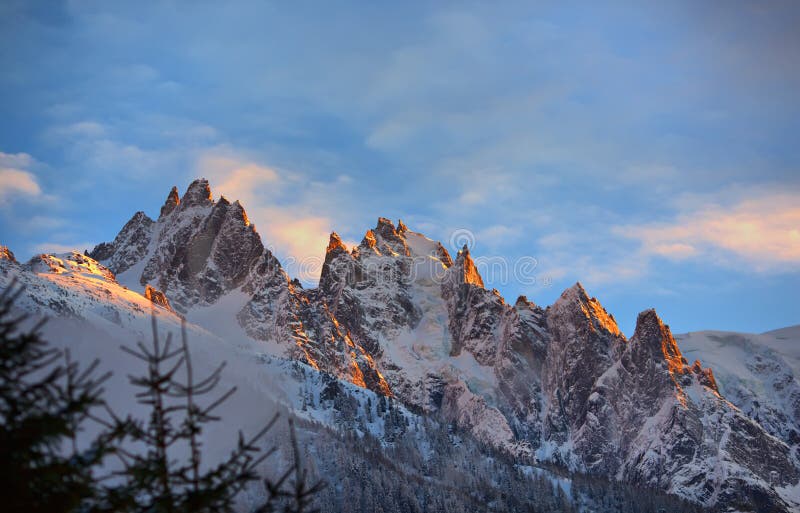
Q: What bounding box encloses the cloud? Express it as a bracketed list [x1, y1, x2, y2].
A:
[533, 230, 652, 289]
[48, 121, 107, 138]
[474, 224, 520, 250]
[617, 190, 800, 272]
[0, 152, 42, 205]
[194, 148, 340, 283]
[43, 120, 184, 184]
[0, 151, 35, 169]
[258, 209, 331, 282]
[195, 150, 280, 207]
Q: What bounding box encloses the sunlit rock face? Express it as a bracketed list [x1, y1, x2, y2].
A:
[144, 284, 173, 312]
[159, 186, 180, 218]
[70, 179, 800, 512]
[0, 245, 17, 264]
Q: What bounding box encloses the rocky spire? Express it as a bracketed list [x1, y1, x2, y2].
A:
[0, 245, 17, 264]
[627, 308, 722, 395]
[320, 232, 354, 299]
[375, 216, 396, 234]
[631, 309, 685, 371]
[451, 244, 484, 288]
[230, 200, 252, 229]
[180, 178, 214, 209]
[436, 242, 454, 267]
[360, 229, 377, 249]
[397, 219, 408, 234]
[555, 282, 621, 337]
[372, 217, 410, 256]
[326, 232, 348, 254]
[88, 211, 154, 273]
[515, 295, 532, 308]
[159, 186, 180, 218]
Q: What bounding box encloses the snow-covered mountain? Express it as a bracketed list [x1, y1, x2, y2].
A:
[677, 328, 800, 458]
[3, 178, 799, 512]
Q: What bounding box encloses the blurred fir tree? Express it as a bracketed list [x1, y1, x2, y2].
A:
[100, 315, 323, 513]
[0, 281, 114, 513]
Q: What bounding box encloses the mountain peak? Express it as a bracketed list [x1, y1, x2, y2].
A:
[452, 244, 484, 287]
[436, 243, 454, 267]
[181, 178, 213, 208]
[159, 186, 180, 218]
[632, 308, 685, 372]
[376, 216, 395, 229]
[374, 216, 400, 239]
[0, 245, 17, 264]
[227, 199, 252, 228]
[554, 282, 621, 337]
[326, 232, 348, 254]
[515, 295, 533, 308]
[360, 229, 377, 249]
[364, 217, 410, 256]
[561, 281, 588, 302]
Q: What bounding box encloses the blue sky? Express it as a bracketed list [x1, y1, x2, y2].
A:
[1, 1, 798, 335]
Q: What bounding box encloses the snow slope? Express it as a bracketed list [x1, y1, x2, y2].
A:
[677, 328, 800, 456]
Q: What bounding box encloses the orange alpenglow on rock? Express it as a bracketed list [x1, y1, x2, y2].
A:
[144, 284, 174, 312]
[159, 186, 180, 218]
[326, 232, 348, 253]
[362, 229, 377, 249]
[457, 244, 484, 288]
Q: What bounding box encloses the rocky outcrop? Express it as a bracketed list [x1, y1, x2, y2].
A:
[441, 245, 503, 365]
[0, 245, 17, 264]
[159, 186, 180, 218]
[144, 284, 173, 312]
[541, 283, 626, 453]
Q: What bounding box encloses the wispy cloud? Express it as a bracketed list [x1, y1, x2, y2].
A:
[617, 189, 800, 272]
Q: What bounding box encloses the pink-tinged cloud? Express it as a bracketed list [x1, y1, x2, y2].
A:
[0, 156, 42, 204]
[617, 192, 800, 271]
[195, 149, 335, 282]
[258, 209, 331, 281]
[196, 151, 280, 207]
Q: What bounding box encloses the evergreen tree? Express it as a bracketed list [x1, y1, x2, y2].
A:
[0, 282, 114, 513]
[102, 315, 323, 513]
